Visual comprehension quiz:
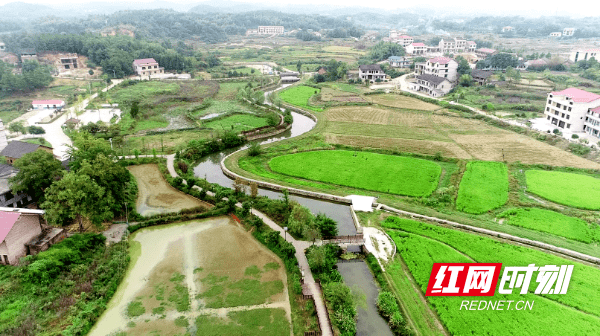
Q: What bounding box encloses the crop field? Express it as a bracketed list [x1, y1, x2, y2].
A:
[203, 114, 269, 133]
[128, 164, 211, 216]
[268, 150, 441, 196]
[498, 208, 600, 243]
[320, 88, 366, 103]
[279, 85, 324, 112]
[526, 170, 600, 209]
[90, 217, 290, 336]
[456, 161, 508, 214]
[323, 104, 600, 168]
[214, 82, 247, 100]
[383, 216, 600, 336]
[368, 94, 441, 111]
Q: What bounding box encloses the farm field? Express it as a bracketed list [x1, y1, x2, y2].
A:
[498, 208, 600, 243]
[525, 170, 600, 209]
[128, 164, 211, 216]
[279, 85, 324, 112]
[89, 217, 290, 336]
[203, 113, 270, 133]
[268, 150, 441, 196]
[368, 94, 441, 111]
[456, 161, 508, 214]
[322, 103, 600, 169]
[383, 216, 600, 336]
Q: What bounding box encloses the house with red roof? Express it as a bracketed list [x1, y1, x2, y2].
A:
[32, 100, 65, 110]
[544, 88, 600, 136]
[0, 207, 44, 265]
[132, 58, 164, 78]
[475, 48, 498, 59]
[395, 35, 414, 47]
[414, 56, 458, 82]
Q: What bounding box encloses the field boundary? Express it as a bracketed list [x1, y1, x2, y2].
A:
[378, 203, 600, 265]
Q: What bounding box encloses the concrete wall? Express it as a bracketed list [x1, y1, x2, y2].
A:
[4, 214, 42, 265]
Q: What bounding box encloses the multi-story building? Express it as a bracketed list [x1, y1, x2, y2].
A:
[543, 88, 600, 133]
[396, 35, 413, 47]
[406, 43, 427, 55]
[563, 28, 575, 36]
[502, 26, 515, 32]
[438, 38, 476, 55]
[388, 56, 411, 68]
[409, 74, 453, 97]
[358, 64, 386, 82]
[132, 58, 164, 77]
[414, 57, 458, 82]
[549, 32, 562, 37]
[258, 26, 284, 34]
[569, 49, 600, 62]
[59, 54, 79, 71]
[475, 48, 498, 59]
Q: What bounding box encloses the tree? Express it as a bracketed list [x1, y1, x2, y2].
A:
[505, 67, 521, 86]
[363, 42, 405, 63]
[287, 202, 314, 237]
[296, 60, 302, 73]
[67, 132, 115, 171]
[8, 122, 26, 135]
[10, 151, 64, 203]
[459, 74, 472, 87]
[130, 101, 140, 119]
[456, 56, 471, 76]
[41, 172, 113, 231]
[27, 125, 45, 134]
[315, 214, 338, 237]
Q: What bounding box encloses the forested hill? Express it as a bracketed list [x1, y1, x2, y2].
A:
[3, 9, 363, 43]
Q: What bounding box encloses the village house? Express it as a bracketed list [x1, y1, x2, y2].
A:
[410, 74, 453, 97]
[406, 43, 427, 55]
[132, 58, 164, 77]
[0, 207, 45, 265]
[543, 88, 600, 136]
[32, 99, 65, 110]
[0, 141, 54, 165]
[395, 35, 414, 47]
[502, 26, 515, 32]
[20, 50, 37, 63]
[388, 56, 411, 68]
[58, 54, 79, 71]
[0, 164, 32, 208]
[549, 32, 562, 37]
[317, 67, 327, 75]
[563, 28, 575, 36]
[471, 69, 493, 86]
[569, 48, 600, 62]
[525, 59, 548, 69]
[358, 64, 386, 82]
[280, 71, 300, 83]
[414, 57, 458, 82]
[438, 38, 476, 54]
[475, 48, 498, 59]
[259, 26, 284, 34]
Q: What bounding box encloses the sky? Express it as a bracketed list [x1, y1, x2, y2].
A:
[0, 0, 598, 17]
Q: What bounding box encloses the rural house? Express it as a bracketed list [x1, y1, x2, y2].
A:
[358, 64, 386, 82]
[569, 48, 600, 62]
[475, 48, 498, 59]
[388, 56, 411, 68]
[0, 164, 32, 208]
[414, 57, 458, 82]
[406, 42, 427, 55]
[395, 35, 414, 47]
[0, 207, 45, 265]
[410, 74, 453, 97]
[0, 140, 54, 165]
[133, 58, 164, 77]
[279, 71, 300, 83]
[543, 88, 600, 137]
[471, 69, 493, 85]
[32, 100, 65, 110]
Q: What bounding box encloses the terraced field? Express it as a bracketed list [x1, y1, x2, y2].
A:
[526, 170, 600, 209]
[456, 161, 508, 214]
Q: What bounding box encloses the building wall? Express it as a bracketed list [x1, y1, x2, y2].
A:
[2, 214, 42, 265]
[0, 191, 32, 208]
[569, 50, 600, 63]
[258, 26, 284, 34]
[585, 110, 600, 138]
[543, 94, 600, 132]
[421, 60, 458, 82]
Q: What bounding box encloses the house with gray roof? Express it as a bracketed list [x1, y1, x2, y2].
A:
[0, 164, 32, 208]
[0, 140, 54, 165]
[409, 74, 453, 97]
[359, 64, 386, 82]
[471, 70, 494, 86]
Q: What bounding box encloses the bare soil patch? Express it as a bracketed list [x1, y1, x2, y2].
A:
[368, 94, 441, 111]
[128, 164, 211, 216]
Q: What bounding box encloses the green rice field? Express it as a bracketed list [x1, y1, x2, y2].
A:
[278, 86, 324, 112]
[268, 150, 441, 196]
[204, 114, 269, 133]
[456, 161, 508, 214]
[498, 208, 600, 243]
[525, 170, 600, 210]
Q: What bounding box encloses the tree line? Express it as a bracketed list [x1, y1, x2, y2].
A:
[0, 60, 53, 93]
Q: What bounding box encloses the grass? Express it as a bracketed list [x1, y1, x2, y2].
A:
[526, 170, 600, 210]
[203, 114, 269, 133]
[193, 100, 254, 119]
[268, 150, 441, 197]
[498, 208, 600, 243]
[279, 85, 324, 112]
[456, 161, 508, 214]
[383, 216, 600, 336]
[194, 308, 290, 336]
[198, 273, 284, 308]
[368, 94, 441, 111]
[126, 301, 146, 318]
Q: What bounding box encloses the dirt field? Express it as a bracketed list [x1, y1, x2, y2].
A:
[128, 164, 211, 216]
[89, 217, 291, 336]
[367, 94, 441, 111]
[324, 105, 600, 169]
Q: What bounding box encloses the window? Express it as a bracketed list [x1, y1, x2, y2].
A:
[567, 124, 571, 129]
[559, 121, 565, 128]
[555, 111, 559, 115]
[547, 115, 551, 120]
[0, 255, 7, 265]
[546, 107, 549, 111]
[561, 113, 565, 118]
[548, 99, 551, 104]
[568, 107, 572, 111]
[557, 103, 562, 108]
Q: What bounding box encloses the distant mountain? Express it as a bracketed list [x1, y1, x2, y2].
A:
[0, 1, 58, 19]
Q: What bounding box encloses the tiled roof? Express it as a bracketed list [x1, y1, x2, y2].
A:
[590, 106, 600, 113]
[471, 70, 493, 79]
[428, 57, 453, 65]
[0, 164, 18, 194]
[411, 43, 426, 47]
[477, 48, 497, 53]
[527, 59, 548, 66]
[359, 64, 383, 71]
[398, 35, 412, 39]
[32, 100, 64, 105]
[467, 41, 477, 44]
[388, 56, 407, 61]
[0, 141, 50, 159]
[0, 211, 20, 243]
[417, 74, 449, 85]
[551, 88, 600, 103]
[133, 58, 157, 65]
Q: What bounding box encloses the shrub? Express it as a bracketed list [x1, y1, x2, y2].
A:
[177, 161, 189, 174]
[27, 126, 45, 134]
[572, 134, 579, 139]
[247, 142, 262, 157]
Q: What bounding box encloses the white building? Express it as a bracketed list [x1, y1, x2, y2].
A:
[437, 38, 476, 55]
[414, 57, 458, 82]
[31, 100, 65, 110]
[549, 32, 562, 37]
[406, 43, 427, 55]
[502, 26, 515, 32]
[410, 74, 453, 97]
[543, 88, 600, 134]
[563, 28, 575, 36]
[132, 58, 164, 77]
[359, 64, 386, 82]
[396, 35, 414, 47]
[258, 26, 284, 34]
[388, 56, 411, 68]
[569, 49, 600, 63]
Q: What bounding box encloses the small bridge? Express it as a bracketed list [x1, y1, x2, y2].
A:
[323, 234, 365, 245]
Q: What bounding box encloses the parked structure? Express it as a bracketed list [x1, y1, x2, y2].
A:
[543, 88, 600, 134]
[414, 57, 458, 82]
[471, 70, 493, 85]
[475, 48, 498, 59]
[569, 48, 600, 62]
[0, 141, 54, 165]
[563, 28, 575, 36]
[358, 64, 386, 82]
[31, 100, 65, 110]
[388, 56, 411, 68]
[410, 74, 453, 97]
[0, 207, 45, 265]
[406, 42, 427, 55]
[132, 58, 164, 77]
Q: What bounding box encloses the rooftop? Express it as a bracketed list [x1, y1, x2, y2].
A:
[359, 64, 383, 71]
[471, 69, 493, 79]
[133, 58, 158, 65]
[551, 88, 600, 103]
[477, 48, 497, 53]
[428, 57, 454, 65]
[0, 141, 51, 160]
[32, 100, 64, 105]
[590, 106, 600, 113]
[389, 56, 408, 61]
[411, 43, 426, 47]
[417, 74, 449, 85]
[0, 211, 20, 243]
[398, 35, 412, 39]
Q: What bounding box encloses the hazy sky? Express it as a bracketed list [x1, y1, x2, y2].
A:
[0, 0, 598, 17]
